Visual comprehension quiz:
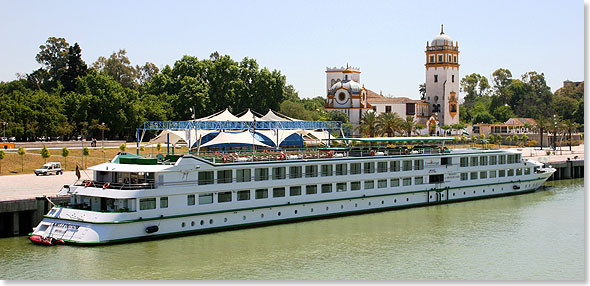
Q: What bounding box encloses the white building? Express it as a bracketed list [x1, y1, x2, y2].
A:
[325, 25, 460, 136]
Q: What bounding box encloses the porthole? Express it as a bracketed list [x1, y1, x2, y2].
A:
[200, 220, 204, 225]
[341, 205, 344, 209]
[261, 213, 264, 218]
[326, 206, 329, 211]
[394, 199, 397, 203]
[441, 194, 444, 198]
[453, 193, 455, 196]
[191, 221, 195, 227]
[381, 200, 384, 205]
[209, 219, 213, 224]
[406, 198, 409, 202]
[483, 190, 485, 193]
[430, 195, 432, 199]
[181, 222, 186, 228]
[492, 189, 494, 192]
[355, 203, 358, 207]
[224, 218, 228, 223]
[473, 191, 476, 194]
[278, 212, 281, 216]
[294, 210, 298, 214]
[463, 192, 466, 195]
[368, 202, 371, 206]
[311, 208, 314, 213]
[243, 215, 246, 220]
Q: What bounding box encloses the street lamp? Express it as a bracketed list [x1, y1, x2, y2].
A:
[2, 122, 6, 138]
[101, 122, 105, 148]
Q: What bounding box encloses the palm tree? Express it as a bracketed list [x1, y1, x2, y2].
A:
[357, 112, 378, 138]
[401, 116, 417, 136]
[418, 83, 426, 100]
[563, 120, 579, 151]
[496, 134, 503, 148]
[376, 113, 402, 137]
[535, 117, 550, 150]
[521, 134, 529, 147]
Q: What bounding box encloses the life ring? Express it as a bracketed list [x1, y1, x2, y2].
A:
[222, 155, 228, 163]
[103, 182, 110, 189]
[280, 153, 286, 160]
[370, 150, 375, 156]
[328, 151, 333, 158]
[263, 150, 267, 153]
[404, 149, 409, 155]
[85, 180, 92, 187]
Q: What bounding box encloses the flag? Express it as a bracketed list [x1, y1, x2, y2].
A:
[75, 165, 80, 180]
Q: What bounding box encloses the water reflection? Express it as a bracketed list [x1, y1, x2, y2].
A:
[0, 178, 583, 280]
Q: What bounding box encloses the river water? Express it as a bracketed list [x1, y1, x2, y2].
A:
[0, 178, 584, 280]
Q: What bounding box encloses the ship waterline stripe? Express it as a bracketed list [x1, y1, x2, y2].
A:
[58, 187, 539, 245]
[45, 177, 548, 225]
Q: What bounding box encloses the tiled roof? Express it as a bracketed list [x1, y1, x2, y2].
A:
[505, 118, 537, 125]
[366, 89, 423, 104]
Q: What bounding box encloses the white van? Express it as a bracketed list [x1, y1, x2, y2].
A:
[35, 162, 63, 176]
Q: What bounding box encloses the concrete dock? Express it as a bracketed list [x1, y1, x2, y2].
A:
[0, 146, 583, 237]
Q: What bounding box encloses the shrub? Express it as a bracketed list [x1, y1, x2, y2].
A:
[527, 139, 538, 147]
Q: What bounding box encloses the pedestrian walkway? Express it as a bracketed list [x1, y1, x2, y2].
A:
[0, 171, 93, 201]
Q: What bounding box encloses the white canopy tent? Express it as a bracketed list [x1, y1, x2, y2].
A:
[237, 108, 262, 121]
[200, 131, 272, 148]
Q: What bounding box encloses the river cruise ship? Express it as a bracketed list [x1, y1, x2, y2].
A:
[30, 137, 555, 245]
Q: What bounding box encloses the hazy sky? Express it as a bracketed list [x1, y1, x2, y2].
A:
[0, 0, 584, 101]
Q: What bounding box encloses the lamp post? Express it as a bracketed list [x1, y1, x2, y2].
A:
[2, 122, 6, 138]
[101, 122, 105, 148]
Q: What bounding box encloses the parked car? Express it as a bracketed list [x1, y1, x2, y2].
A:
[34, 162, 63, 176]
[8, 137, 16, 142]
[0, 137, 6, 142]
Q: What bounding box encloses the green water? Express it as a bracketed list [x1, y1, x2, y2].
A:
[0, 178, 584, 280]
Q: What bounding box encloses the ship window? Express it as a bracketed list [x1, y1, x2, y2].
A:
[525, 168, 531, 175]
[402, 177, 411, 186]
[460, 157, 468, 167]
[470, 157, 479, 166]
[321, 164, 333, 176]
[430, 174, 444, 184]
[306, 185, 317, 195]
[160, 197, 168, 208]
[273, 187, 285, 198]
[390, 161, 400, 172]
[390, 178, 400, 187]
[198, 171, 214, 185]
[402, 160, 412, 171]
[414, 160, 424, 170]
[480, 171, 487, 179]
[364, 180, 374, 189]
[236, 169, 251, 182]
[378, 179, 387, 188]
[516, 168, 522, 176]
[217, 170, 232, 184]
[289, 186, 302, 196]
[255, 168, 269, 181]
[499, 155, 506, 164]
[508, 169, 514, 176]
[289, 166, 302, 179]
[377, 162, 388, 173]
[499, 170, 506, 177]
[321, 184, 333, 193]
[364, 162, 375, 173]
[273, 167, 286, 180]
[187, 194, 195, 206]
[335, 164, 347, 175]
[199, 193, 213, 204]
[489, 170, 496, 178]
[489, 156, 497, 165]
[218, 191, 232, 203]
[461, 173, 468, 181]
[305, 165, 318, 177]
[351, 181, 361, 191]
[470, 172, 478, 180]
[415, 177, 424, 185]
[336, 183, 347, 192]
[237, 190, 250, 201]
[255, 189, 268, 199]
[139, 198, 156, 210]
[350, 163, 361, 175]
[480, 156, 488, 166]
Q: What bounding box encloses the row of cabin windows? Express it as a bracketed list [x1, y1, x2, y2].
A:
[459, 154, 521, 167]
[139, 176, 430, 210]
[460, 168, 531, 181]
[198, 160, 426, 185]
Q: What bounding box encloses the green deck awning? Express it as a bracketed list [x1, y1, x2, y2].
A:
[323, 137, 454, 142]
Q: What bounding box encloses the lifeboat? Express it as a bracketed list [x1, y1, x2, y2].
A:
[29, 235, 64, 246]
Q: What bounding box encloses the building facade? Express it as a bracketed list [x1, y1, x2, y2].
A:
[325, 25, 460, 136]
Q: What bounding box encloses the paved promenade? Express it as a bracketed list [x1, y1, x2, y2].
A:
[0, 145, 583, 201]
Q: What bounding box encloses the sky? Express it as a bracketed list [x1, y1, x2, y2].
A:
[0, 0, 584, 101]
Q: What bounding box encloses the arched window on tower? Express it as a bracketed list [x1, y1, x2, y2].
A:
[331, 79, 335, 86]
[452, 75, 455, 83]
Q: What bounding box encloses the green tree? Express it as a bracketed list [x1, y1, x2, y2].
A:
[496, 134, 503, 148]
[82, 147, 90, 169]
[156, 143, 162, 153]
[491, 68, 513, 104]
[18, 146, 26, 172]
[34, 37, 70, 90]
[40, 145, 51, 163]
[62, 147, 70, 170]
[461, 73, 490, 110]
[62, 42, 88, 93]
[521, 134, 529, 147]
[93, 49, 139, 89]
[492, 105, 515, 123]
[358, 112, 378, 138]
[512, 134, 520, 146]
[376, 112, 402, 137]
[0, 150, 4, 174]
[487, 134, 496, 144]
[418, 83, 426, 100]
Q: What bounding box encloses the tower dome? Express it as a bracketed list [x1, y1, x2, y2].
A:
[431, 24, 453, 46]
[330, 79, 363, 95]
